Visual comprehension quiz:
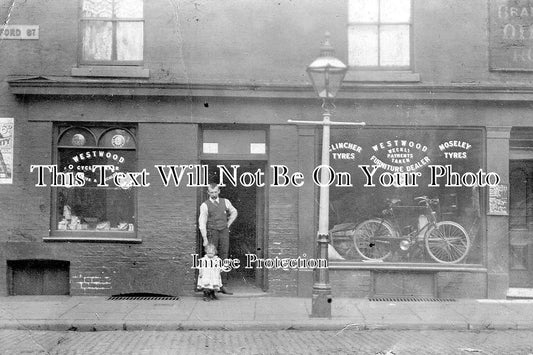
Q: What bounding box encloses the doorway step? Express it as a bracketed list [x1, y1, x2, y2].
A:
[224, 279, 267, 298]
[507, 288, 533, 299]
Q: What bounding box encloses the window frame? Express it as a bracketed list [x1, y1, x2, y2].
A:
[47, 123, 140, 243]
[78, 0, 145, 66]
[326, 125, 486, 268]
[347, 0, 414, 71]
[509, 162, 532, 230]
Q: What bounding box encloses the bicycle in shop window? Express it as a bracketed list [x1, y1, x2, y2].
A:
[348, 196, 471, 264]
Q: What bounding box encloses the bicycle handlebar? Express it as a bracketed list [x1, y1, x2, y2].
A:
[386, 196, 439, 207]
[414, 196, 439, 205]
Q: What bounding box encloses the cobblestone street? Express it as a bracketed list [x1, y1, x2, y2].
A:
[1, 329, 533, 355]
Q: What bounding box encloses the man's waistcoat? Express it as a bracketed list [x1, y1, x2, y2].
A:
[206, 198, 228, 230]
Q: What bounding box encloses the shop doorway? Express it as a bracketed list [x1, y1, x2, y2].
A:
[509, 159, 533, 287]
[199, 160, 266, 291]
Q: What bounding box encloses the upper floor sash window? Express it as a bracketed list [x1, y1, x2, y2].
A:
[81, 0, 144, 64]
[348, 0, 412, 69]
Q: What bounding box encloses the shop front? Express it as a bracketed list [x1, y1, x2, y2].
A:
[2, 79, 522, 300]
[327, 125, 490, 298]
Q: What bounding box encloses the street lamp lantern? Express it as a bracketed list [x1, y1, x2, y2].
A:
[289, 32, 364, 318]
[306, 32, 348, 101]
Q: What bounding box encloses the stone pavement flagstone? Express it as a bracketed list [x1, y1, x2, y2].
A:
[402, 302, 469, 328]
[253, 297, 310, 320]
[190, 298, 256, 321]
[1, 296, 533, 331]
[124, 303, 192, 321]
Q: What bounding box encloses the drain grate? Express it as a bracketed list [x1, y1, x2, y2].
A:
[369, 296, 456, 302]
[108, 296, 179, 301]
[108, 293, 179, 301]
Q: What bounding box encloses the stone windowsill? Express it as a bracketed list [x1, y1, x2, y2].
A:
[71, 66, 150, 78]
[345, 70, 420, 83]
[45, 231, 141, 243]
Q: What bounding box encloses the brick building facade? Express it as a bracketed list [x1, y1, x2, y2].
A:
[1, 0, 532, 298]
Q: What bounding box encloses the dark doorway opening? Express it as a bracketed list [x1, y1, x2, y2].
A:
[200, 160, 266, 292]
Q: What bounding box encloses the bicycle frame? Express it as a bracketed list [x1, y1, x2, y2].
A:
[384, 201, 438, 251]
[352, 196, 471, 263]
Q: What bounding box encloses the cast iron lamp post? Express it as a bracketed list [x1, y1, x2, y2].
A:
[289, 33, 365, 318]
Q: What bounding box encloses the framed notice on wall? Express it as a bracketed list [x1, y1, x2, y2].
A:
[0, 118, 14, 184]
[488, 184, 508, 216]
[489, 0, 533, 71]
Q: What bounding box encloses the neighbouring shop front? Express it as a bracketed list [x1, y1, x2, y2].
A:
[327, 125, 489, 298]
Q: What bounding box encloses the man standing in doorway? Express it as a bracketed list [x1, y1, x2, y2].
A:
[198, 183, 238, 294]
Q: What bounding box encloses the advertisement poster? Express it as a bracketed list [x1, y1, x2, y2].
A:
[489, 0, 533, 70]
[2, 1, 533, 354]
[0, 117, 13, 184]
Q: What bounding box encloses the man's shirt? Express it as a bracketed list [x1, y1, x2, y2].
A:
[198, 197, 238, 237]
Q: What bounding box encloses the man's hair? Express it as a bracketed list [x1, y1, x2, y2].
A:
[207, 183, 219, 190]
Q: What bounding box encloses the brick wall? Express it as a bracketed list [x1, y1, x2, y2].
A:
[267, 125, 300, 295]
[331, 270, 371, 298]
[437, 272, 487, 299]
[1, 119, 200, 296]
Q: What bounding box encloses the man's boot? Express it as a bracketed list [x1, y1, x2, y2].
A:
[219, 286, 233, 295]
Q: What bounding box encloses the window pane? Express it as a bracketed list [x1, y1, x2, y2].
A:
[380, 25, 410, 67]
[82, 21, 112, 61]
[115, 0, 143, 18]
[510, 165, 530, 228]
[348, 25, 378, 66]
[380, 0, 411, 23]
[58, 148, 136, 188]
[117, 22, 143, 61]
[57, 187, 135, 232]
[329, 127, 483, 264]
[99, 129, 136, 148]
[82, 0, 112, 18]
[349, 0, 378, 23]
[58, 127, 96, 147]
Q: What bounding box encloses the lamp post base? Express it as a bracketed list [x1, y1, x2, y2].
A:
[311, 286, 332, 318]
[311, 231, 331, 318]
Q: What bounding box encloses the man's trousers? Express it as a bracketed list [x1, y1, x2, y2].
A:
[207, 228, 230, 282]
[207, 227, 229, 260]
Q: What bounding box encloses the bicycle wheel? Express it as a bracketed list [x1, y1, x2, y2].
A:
[353, 219, 396, 261]
[425, 221, 470, 263]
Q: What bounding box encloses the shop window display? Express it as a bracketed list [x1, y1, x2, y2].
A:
[53, 125, 136, 235]
[328, 127, 484, 265]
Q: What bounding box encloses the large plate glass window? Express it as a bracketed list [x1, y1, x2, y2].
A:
[52, 124, 137, 239]
[348, 0, 411, 69]
[328, 127, 484, 265]
[81, 0, 144, 64]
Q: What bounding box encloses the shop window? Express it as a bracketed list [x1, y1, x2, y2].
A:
[80, 0, 144, 64]
[348, 0, 411, 69]
[51, 124, 137, 241]
[328, 127, 484, 265]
